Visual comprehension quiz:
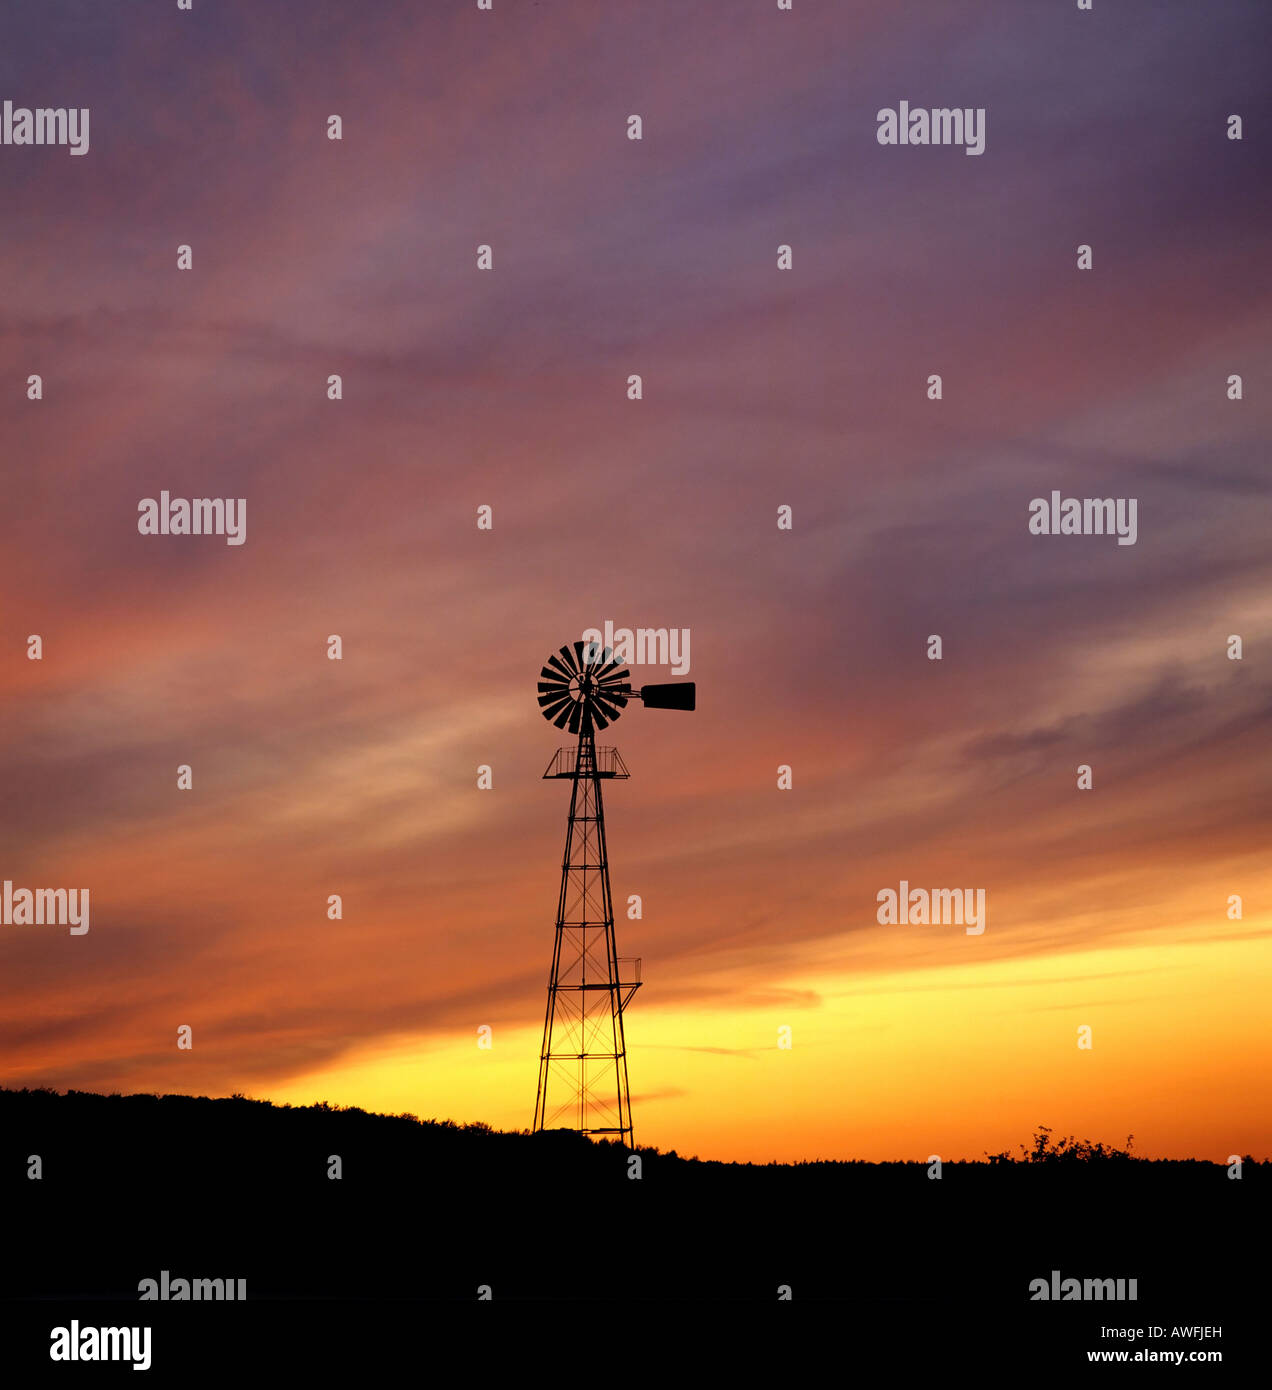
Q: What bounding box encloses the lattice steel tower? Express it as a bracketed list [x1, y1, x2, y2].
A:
[533, 640, 694, 1144]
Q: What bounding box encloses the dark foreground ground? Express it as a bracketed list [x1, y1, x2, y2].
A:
[1, 1089, 1262, 1373]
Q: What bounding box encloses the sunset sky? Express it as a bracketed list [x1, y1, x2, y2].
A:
[1, 0, 1269, 1162]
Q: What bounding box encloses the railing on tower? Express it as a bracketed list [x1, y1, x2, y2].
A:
[542, 745, 631, 779]
[617, 956, 642, 1010]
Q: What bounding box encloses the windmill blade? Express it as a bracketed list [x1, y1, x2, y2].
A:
[590, 701, 611, 732]
[541, 695, 574, 724]
[559, 644, 583, 676]
[592, 694, 623, 726]
[544, 652, 574, 682]
[538, 694, 570, 718]
[567, 701, 583, 735]
[553, 703, 574, 730]
[539, 668, 570, 690]
[571, 640, 592, 672]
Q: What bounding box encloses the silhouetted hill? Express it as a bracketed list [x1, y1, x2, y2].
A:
[2, 1086, 1263, 1315]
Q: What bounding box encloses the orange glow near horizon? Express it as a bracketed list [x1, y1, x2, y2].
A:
[266, 917, 1272, 1163]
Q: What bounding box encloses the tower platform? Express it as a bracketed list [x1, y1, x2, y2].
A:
[543, 746, 629, 778]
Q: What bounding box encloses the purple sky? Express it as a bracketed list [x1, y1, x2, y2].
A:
[1, 0, 1269, 1157]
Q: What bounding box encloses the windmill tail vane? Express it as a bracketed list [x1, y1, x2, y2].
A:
[532, 640, 694, 1145]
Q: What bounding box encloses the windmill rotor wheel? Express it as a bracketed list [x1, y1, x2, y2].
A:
[536, 641, 630, 734]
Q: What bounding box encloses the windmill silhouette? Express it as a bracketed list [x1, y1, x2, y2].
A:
[534, 640, 694, 1144]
